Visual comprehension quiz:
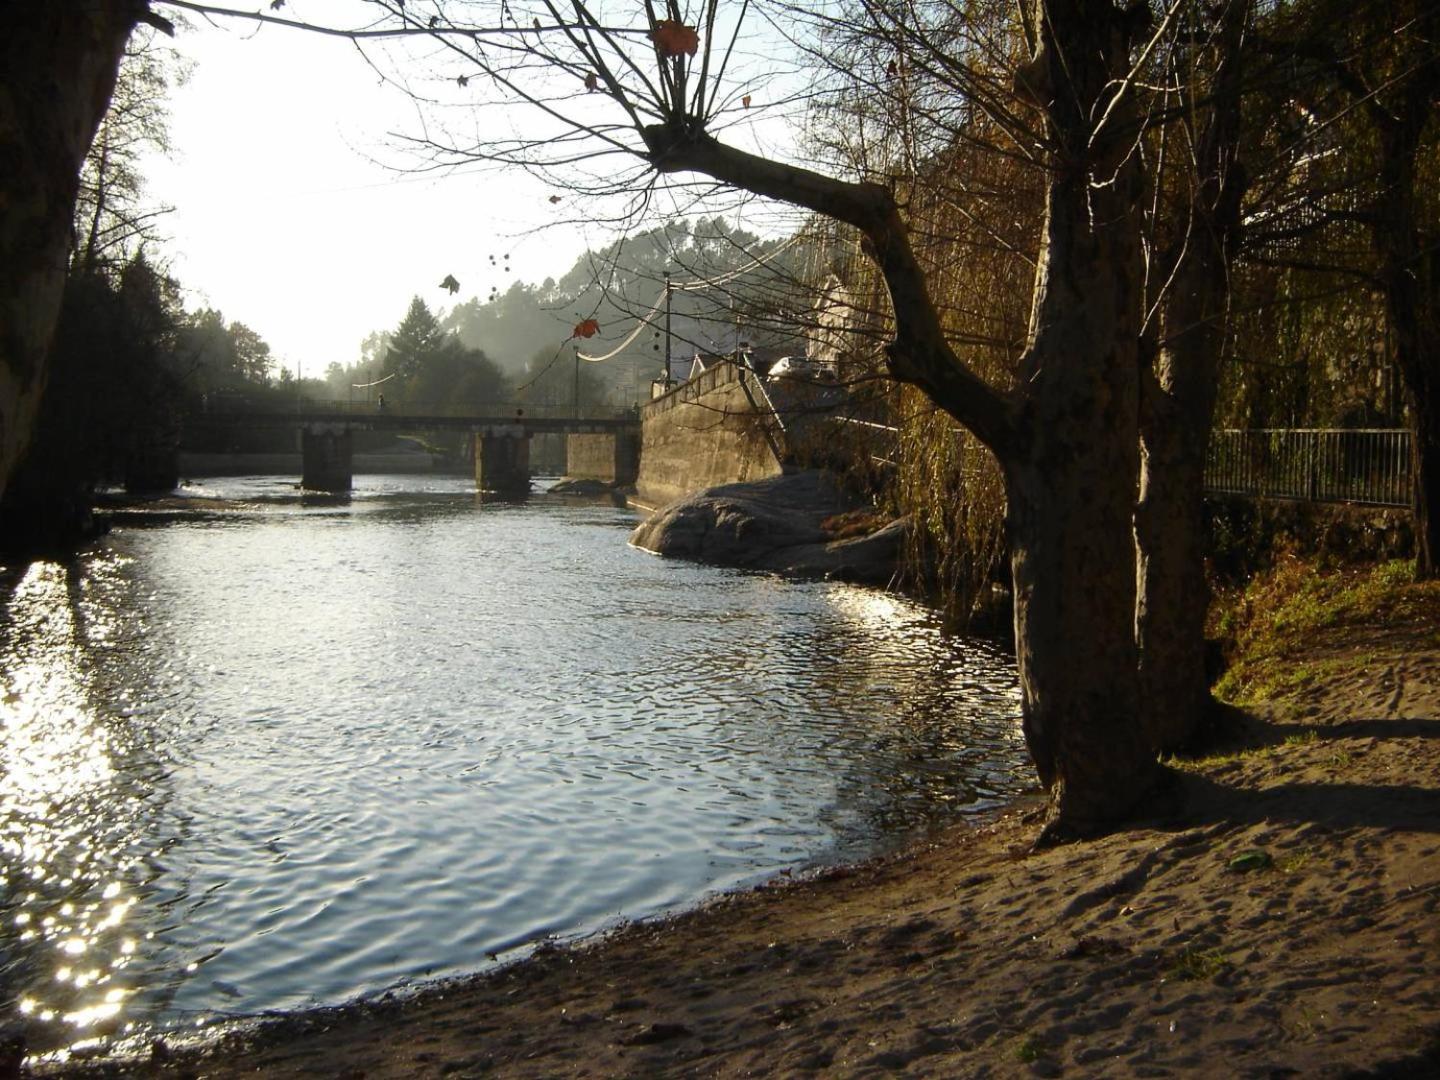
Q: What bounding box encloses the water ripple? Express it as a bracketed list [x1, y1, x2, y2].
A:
[1, 476, 1026, 1056]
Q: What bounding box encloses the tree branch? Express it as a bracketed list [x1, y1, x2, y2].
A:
[641, 123, 1018, 456]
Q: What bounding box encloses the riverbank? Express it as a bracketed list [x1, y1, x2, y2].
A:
[39, 559, 1440, 1078]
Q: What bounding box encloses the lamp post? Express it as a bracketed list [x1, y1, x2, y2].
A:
[664, 270, 673, 384]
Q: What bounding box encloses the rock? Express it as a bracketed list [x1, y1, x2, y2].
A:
[548, 477, 618, 496]
[629, 470, 905, 584]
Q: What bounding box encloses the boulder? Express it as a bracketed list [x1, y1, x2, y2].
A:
[629, 470, 905, 585]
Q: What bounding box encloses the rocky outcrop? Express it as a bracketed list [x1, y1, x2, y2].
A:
[628, 470, 905, 585]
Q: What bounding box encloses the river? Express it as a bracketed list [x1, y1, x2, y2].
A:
[0, 475, 1027, 1058]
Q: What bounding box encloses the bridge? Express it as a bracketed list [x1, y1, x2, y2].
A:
[185, 400, 641, 494]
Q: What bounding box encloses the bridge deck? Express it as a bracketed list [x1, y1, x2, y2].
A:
[190, 408, 639, 435]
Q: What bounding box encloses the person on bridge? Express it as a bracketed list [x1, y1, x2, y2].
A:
[377, 393, 386, 413]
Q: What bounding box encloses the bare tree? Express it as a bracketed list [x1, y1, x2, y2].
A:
[74, 25, 187, 270]
[1136, 0, 1250, 752]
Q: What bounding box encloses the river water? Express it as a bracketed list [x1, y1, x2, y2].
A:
[0, 475, 1027, 1057]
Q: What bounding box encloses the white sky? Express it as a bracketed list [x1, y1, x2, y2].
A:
[142, 10, 602, 376]
[140, 3, 814, 376]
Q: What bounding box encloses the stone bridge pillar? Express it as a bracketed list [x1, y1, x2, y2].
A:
[565, 431, 639, 485]
[475, 426, 530, 494]
[301, 427, 353, 493]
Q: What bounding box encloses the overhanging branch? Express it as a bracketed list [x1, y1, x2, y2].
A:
[641, 123, 1018, 456]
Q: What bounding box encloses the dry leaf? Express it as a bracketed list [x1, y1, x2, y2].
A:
[572, 318, 601, 339]
[651, 20, 699, 58]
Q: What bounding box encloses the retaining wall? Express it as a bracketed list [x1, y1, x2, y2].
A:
[634, 362, 784, 509]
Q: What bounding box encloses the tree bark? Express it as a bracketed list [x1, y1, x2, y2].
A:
[0, 3, 143, 501]
[1004, 1, 1163, 830]
[1135, 0, 1248, 752]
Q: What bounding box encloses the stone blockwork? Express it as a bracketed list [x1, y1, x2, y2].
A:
[634, 362, 784, 508]
[301, 428, 353, 493]
[566, 431, 639, 485]
[475, 427, 531, 494]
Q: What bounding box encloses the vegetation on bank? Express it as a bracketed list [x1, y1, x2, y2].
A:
[1211, 556, 1440, 706]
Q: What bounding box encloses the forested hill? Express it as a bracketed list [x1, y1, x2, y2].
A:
[428, 218, 811, 392]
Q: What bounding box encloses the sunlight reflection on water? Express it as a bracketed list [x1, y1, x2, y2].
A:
[0, 476, 1026, 1057]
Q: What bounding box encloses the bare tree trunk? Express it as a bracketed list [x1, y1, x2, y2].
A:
[1136, 300, 1222, 753]
[0, 3, 142, 500]
[1006, 71, 1161, 831]
[1374, 93, 1439, 580]
[1135, 0, 1248, 752]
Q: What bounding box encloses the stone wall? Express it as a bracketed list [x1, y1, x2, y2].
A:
[634, 362, 784, 509]
[566, 431, 639, 485]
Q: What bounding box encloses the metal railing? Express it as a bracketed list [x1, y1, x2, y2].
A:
[192, 397, 639, 422]
[1205, 428, 1412, 507]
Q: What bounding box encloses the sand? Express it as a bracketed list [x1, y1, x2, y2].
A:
[38, 585, 1440, 1078]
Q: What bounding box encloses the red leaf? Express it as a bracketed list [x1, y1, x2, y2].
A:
[742, 94, 752, 109]
[572, 318, 601, 339]
[585, 71, 599, 92]
[651, 20, 699, 59]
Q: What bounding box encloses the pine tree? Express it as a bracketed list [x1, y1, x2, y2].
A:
[385, 296, 443, 384]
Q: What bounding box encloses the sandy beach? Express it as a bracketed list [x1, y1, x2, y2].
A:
[39, 559, 1440, 1078]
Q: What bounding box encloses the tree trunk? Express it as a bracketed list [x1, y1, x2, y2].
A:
[1411, 354, 1440, 579]
[1375, 105, 1439, 580]
[1136, 312, 1220, 754]
[1005, 111, 1162, 835]
[1135, 0, 1248, 751]
[0, 3, 141, 501]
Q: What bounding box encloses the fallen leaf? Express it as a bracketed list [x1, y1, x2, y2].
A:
[651, 20, 700, 58]
[1228, 849, 1273, 873]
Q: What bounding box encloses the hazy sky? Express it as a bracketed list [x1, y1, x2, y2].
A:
[142, 10, 606, 375]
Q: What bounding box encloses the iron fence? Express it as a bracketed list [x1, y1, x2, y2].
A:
[1205, 428, 1412, 507]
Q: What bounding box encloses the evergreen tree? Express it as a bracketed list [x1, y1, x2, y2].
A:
[385, 296, 444, 385]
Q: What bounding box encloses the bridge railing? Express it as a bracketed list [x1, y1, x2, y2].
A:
[1205, 428, 1412, 507]
[192, 398, 639, 422]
